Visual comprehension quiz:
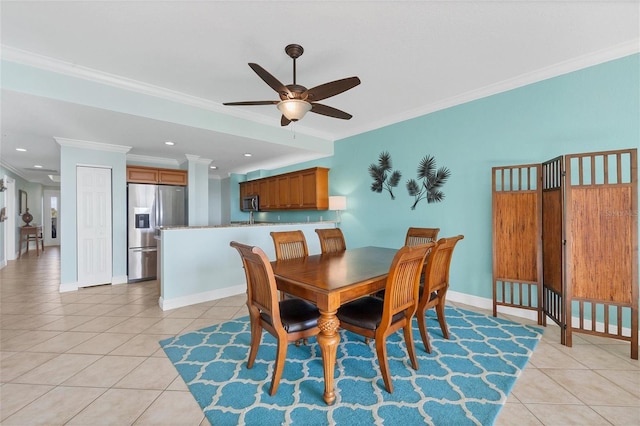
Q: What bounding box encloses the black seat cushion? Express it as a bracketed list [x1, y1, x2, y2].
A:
[337, 297, 405, 331]
[260, 298, 320, 333]
[418, 287, 438, 301]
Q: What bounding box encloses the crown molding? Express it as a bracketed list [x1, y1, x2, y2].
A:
[0, 160, 28, 181]
[55, 137, 132, 153]
[126, 154, 180, 166]
[334, 39, 640, 140]
[1, 45, 333, 141]
[184, 154, 213, 166]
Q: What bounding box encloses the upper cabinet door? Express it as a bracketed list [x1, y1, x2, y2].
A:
[127, 166, 158, 184]
[127, 166, 187, 186]
[158, 170, 187, 186]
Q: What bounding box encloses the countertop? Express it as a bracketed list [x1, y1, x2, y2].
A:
[160, 221, 336, 230]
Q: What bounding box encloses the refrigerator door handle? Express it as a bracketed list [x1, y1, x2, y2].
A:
[130, 247, 157, 253]
[156, 187, 162, 227]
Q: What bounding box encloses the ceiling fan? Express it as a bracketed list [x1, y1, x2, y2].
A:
[223, 44, 360, 126]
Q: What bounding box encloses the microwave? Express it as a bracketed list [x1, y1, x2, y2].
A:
[242, 195, 259, 212]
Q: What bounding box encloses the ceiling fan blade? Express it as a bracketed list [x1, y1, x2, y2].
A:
[310, 103, 353, 120]
[223, 100, 279, 106]
[304, 77, 361, 102]
[281, 115, 291, 126]
[248, 63, 292, 98]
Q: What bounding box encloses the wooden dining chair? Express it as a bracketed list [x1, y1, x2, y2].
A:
[416, 235, 464, 353]
[230, 241, 320, 396]
[315, 228, 346, 254]
[336, 243, 434, 393]
[270, 230, 309, 260]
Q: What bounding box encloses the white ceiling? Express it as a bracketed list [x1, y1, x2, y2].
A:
[1, 1, 638, 185]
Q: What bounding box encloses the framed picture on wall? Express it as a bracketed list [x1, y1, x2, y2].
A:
[19, 190, 27, 215]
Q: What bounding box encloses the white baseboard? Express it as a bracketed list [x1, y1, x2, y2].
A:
[447, 290, 539, 322]
[159, 284, 246, 311]
[59, 282, 79, 292]
[447, 290, 638, 339]
[111, 275, 128, 285]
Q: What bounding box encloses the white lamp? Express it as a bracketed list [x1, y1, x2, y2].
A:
[328, 196, 347, 223]
[277, 99, 312, 121]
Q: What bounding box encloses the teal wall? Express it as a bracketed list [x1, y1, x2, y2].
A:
[330, 54, 639, 300]
[239, 54, 639, 303]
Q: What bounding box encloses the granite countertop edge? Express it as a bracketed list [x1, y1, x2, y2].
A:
[160, 221, 337, 230]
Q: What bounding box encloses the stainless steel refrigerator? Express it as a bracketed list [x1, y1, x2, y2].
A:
[127, 183, 187, 282]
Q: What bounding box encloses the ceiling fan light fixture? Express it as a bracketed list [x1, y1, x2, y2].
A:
[277, 99, 312, 121]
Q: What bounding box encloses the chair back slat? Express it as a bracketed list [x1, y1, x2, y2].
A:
[280, 241, 306, 259]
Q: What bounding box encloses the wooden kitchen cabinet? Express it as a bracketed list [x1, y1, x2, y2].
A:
[258, 179, 274, 209]
[239, 180, 258, 198]
[301, 168, 328, 209]
[276, 176, 290, 207]
[267, 179, 278, 209]
[159, 169, 188, 185]
[127, 166, 187, 186]
[240, 167, 329, 211]
[126, 166, 158, 184]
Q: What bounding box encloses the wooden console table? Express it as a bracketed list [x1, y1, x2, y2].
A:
[18, 225, 44, 258]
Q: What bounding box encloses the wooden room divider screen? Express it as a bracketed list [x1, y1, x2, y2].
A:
[493, 148, 638, 359]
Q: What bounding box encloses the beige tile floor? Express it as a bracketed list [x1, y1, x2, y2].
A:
[1, 246, 638, 425]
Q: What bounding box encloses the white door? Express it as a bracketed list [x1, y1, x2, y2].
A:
[43, 189, 61, 246]
[77, 166, 112, 287]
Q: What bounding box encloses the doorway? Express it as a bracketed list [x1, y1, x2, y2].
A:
[43, 190, 61, 246]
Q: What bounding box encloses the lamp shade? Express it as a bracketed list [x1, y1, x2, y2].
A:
[329, 196, 347, 211]
[277, 100, 312, 121]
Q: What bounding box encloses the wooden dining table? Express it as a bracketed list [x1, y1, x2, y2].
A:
[271, 246, 397, 405]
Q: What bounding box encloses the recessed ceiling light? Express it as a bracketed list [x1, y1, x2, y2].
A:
[243, 153, 252, 157]
[210, 165, 218, 170]
[34, 165, 43, 168]
[16, 148, 27, 152]
[165, 141, 175, 146]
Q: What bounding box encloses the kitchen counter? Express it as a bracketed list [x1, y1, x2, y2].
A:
[160, 221, 334, 230]
[156, 221, 336, 310]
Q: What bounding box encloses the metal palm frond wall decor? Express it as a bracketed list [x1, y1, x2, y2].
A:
[368, 151, 402, 199]
[406, 155, 451, 210]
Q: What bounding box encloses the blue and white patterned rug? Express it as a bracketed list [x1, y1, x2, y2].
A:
[160, 306, 542, 426]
